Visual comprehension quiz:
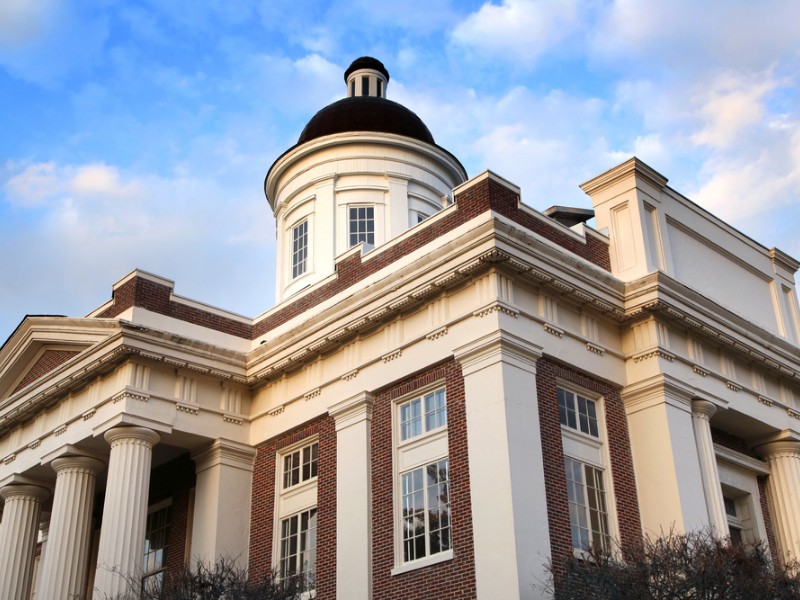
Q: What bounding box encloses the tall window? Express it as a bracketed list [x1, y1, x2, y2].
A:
[277, 439, 318, 591]
[280, 508, 317, 589]
[558, 386, 613, 553]
[565, 457, 610, 551]
[142, 500, 171, 594]
[394, 386, 452, 571]
[292, 220, 308, 279]
[349, 206, 374, 248]
[401, 459, 451, 562]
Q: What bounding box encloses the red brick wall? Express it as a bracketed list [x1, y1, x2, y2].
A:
[536, 357, 642, 573]
[249, 416, 337, 599]
[148, 452, 196, 584]
[371, 359, 477, 600]
[14, 349, 80, 393]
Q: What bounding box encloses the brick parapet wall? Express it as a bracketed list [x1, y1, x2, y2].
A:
[93, 177, 609, 340]
[147, 452, 196, 585]
[536, 357, 642, 574]
[371, 359, 476, 600]
[13, 349, 80, 394]
[248, 416, 337, 599]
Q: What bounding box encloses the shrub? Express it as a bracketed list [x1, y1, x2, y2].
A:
[551, 531, 800, 600]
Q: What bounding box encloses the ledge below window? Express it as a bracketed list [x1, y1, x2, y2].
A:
[390, 550, 454, 576]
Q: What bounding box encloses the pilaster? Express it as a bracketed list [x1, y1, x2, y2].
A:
[330, 392, 374, 600]
[190, 438, 257, 568]
[454, 329, 549, 599]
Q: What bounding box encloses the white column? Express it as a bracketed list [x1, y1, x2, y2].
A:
[454, 330, 549, 600]
[190, 439, 256, 569]
[691, 399, 728, 536]
[93, 426, 160, 599]
[758, 440, 800, 563]
[0, 484, 50, 600]
[38, 455, 105, 600]
[330, 392, 374, 600]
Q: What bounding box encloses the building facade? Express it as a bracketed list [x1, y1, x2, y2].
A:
[2, 57, 800, 600]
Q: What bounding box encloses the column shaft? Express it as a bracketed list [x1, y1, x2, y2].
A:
[691, 399, 728, 536]
[93, 426, 160, 599]
[0, 484, 50, 600]
[38, 455, 105, 600]
[761, 441, 800, 563]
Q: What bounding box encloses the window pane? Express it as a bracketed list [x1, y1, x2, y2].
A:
[349, 206, 375, 247]
[292, 221, 308, 279]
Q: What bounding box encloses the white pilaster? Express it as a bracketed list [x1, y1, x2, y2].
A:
[190, 438, 256, 568]
[0, 484, 50, 600]
[691, 399, 728, 536]
[330, 392, 374, 600]
[758, 439, 800, 563]
[454, 330, 549, 600]
[93, 426, 160, 599]
[38, 455, 105, 600]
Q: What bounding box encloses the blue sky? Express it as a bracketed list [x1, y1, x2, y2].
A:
[2, 0, 800, 342]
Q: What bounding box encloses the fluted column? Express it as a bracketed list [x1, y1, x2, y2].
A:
[0, 484, 50, 600]
[93, 426, 160, 599]
[691, 399, 728, 535]
[38, 455, 105, 600]
[759, 440, 800, 563]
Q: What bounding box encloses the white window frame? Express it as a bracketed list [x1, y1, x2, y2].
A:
[142, 498, 172, 594]
[291, 219, 309, 280]
[274, 437, 319, 592]
[557, 384, 619, 556]
[278, 506, 317, 591]
[391, 383, 453, 574]
[282, 440, 319, 490]
[348, 205, 375, 250]
[714, 445, 770, 546]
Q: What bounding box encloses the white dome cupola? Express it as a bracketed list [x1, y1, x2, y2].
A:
[265, 57, 467, 303]
[345, 56, 389, 98]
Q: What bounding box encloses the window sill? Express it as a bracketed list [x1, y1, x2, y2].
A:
[391, 550, 453, 576]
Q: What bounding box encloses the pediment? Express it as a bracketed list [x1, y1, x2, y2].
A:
[0, 316, 120, 402]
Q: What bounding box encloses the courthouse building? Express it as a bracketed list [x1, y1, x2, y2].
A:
[2, 57, 800, 599]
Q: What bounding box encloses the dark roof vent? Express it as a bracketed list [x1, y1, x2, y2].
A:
[543, 205, 595, 228]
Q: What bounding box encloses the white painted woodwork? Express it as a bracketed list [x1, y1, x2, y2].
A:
[0, 484, 50, 600]
[38, 456, 105, 600]
[330, 392, 374, 600]
[691, 399, 728, 536]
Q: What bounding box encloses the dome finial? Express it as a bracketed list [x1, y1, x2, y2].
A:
[344, 57, 390, 99]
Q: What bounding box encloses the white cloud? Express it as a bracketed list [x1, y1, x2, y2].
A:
[451, 0, 582, 66]
[0, 0, 57, 47]
[691, 71, 780, 148]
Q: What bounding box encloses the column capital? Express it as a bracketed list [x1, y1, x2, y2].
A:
[329, 391, 375, 431]
[103, 425, 160, 448]
[756, 440, 800, 460]
[50, 455, 105, 476]
[0, 483, 50, 503]
[453, 330, 542, 377]
[191, 438, 257, 474]
[691, 398, 718, 420]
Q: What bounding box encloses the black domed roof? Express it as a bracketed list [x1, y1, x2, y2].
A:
[297, 96, 435, 145]
[344, 56, 389, 81]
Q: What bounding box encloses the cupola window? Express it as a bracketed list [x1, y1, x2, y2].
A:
[349, 206, 375, 248]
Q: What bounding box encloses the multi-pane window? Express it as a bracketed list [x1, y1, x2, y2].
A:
[280, 508, 317, 590]
[565, 457, 610, 552]
[142, 502, 171, 594]
[400, 388, 446, 441]
[292, 220, 308, 279]
[401, 459, 451, 563]
[283, 441, 318, 489]
[348, 206, 375, 248]
[558, 388, 599, 437]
